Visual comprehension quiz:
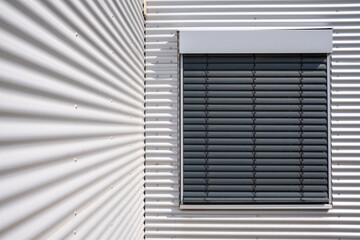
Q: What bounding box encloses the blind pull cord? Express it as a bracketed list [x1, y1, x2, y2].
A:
[205, 55, 209, 202]
[251, 54, 256, 202]
[299, 54, 305, 201]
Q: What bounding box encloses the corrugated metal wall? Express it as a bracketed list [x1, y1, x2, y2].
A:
[144, 1, 360, 239]
[0, 0, 145, 239]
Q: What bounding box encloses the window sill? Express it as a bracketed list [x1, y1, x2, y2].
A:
[180, 204, 332, 210]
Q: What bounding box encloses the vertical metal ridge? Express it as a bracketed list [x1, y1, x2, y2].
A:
[0, 0, 145, 239]
[144, 0, 360, 239]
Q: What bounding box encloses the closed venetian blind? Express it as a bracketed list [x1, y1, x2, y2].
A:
[182, 54, 329, 204]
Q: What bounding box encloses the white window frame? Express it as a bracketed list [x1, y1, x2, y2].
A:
[178, 30, 333, 209]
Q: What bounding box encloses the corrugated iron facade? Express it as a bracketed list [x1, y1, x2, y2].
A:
[144, 1, 360, 239]
[0, 1, 145, 239]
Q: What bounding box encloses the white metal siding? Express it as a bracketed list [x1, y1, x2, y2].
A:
[0, 1, 145, 239]
[144, 1, 360, 239]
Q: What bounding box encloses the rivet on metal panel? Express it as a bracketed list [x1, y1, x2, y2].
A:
[73, 157, 77, 163]
[73, 211, 77, 216]
[73, 230, 76, 235]
[74, 104, 78, 109]
[110, 99, 113, 102]
[110, 136, 113, 140]
[75, 32, 79, 37]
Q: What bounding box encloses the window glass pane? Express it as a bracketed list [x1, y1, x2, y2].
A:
[182, 54, 329, 204]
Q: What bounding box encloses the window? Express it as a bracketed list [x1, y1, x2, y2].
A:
[180, 54, 330, 205]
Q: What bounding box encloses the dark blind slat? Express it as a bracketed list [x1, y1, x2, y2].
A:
[184, 185, 328, 192]
[184, 138, 328, 145]
[183, 125, 327, 131]
[184, 198, 329, 203]
[184, 118, 327, 125]
[184, 145, 327, 152]
[184, 98, 327, 104]
[184, 70, 327, 77]
[183, 77, 327, 84]
[184, 159, 328, 165]
[184, 132, 327, 138]
[184, 178, 328, 185]
[184, 172, 328, 178]
[183, 104, 327, 111]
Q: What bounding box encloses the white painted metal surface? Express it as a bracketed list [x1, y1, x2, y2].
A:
[179, 30, 333, 53]
[0, 1, 145, 239]
[145, 0, 360, 239]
